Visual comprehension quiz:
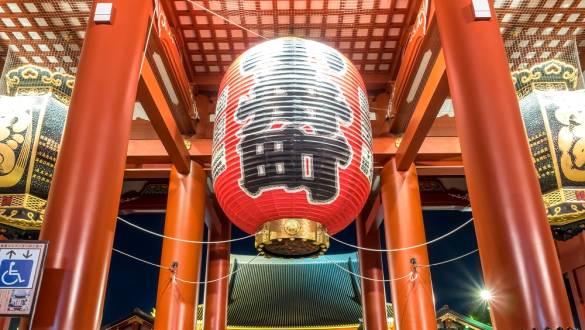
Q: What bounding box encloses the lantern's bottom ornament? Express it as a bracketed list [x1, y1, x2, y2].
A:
[254, 219, 330, 258]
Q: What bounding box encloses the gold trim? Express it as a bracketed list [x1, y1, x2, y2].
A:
[0, 193, 46, 230]
[538, 93, 564, 193]
[255, 219, 329, 258]
[25, 104, 47, 191]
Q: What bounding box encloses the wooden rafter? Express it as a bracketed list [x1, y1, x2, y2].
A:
[138, 58, 191, 174]
[395, 50, 448, 171]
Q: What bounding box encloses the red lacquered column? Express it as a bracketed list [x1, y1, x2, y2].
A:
[356, 215, 388, 330]
[434, 0, 573, 328]
[32, 1, 152, 328]
[203, 216, 231, 330]
[381, 159, 436, 330]
[154, 162, 206, 330]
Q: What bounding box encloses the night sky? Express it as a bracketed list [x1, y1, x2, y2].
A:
[102, 210, 483, 326]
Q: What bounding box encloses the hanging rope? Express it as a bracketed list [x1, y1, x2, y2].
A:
[175, 254, 260, 285]
[325, 248, 479, 282]
[112, 248, 260, 285]
[417, 248, 479, 268]
[114, 245, 478, 284]
[324, 256, 415, 282]
[327, 217, 474, 252]
[117, 216, 256, 244]
[113, 248, 169, 270]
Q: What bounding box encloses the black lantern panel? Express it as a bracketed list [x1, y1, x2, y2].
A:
[0, 65, 72, 234]
[515, 60, 585, 240]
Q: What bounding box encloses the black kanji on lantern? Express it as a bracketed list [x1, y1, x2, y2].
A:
[235, 39, 353, 203]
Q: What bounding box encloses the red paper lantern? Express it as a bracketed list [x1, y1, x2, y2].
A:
[212, 38, 372, 257]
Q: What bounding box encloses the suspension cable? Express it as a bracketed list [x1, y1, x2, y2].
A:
[327, 217, 474, 252]
[417, 248, 479, 268]
[117, 216, 256, 244]
[112, 248, 260, 285]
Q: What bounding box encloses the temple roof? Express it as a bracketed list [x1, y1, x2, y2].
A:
[437, 305, 493, 330]
[224, 253, 364, 327]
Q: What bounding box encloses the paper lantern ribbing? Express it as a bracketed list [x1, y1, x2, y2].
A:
[211, 38, 373, 258]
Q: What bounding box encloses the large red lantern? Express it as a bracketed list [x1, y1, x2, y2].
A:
[212, 38, 372, 258]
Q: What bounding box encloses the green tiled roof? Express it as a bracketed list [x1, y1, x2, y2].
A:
[224, 253, 363, 328]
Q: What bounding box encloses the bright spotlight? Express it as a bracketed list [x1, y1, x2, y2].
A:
[479, 289, 493, 302]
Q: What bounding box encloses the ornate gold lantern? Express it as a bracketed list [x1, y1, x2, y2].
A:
[0, 65, 73, 235]
[514, 60, 585, 240]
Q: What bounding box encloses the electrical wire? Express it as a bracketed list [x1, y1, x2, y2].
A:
[139, 0, 159, 75]
[116, 216, 256, 244]
[185, 0, 268, 40]
[327, 217, 474, 253]
[112, 248, 261, 285]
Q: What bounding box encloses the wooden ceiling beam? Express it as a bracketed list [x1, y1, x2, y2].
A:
[126, 135, 461, 167]
[137, 58, 191, 174]
[395, 50, 448, 171]
[192, 72, 395, 92]
[123, 160, 464, 179]
[389, 9, 442, 133]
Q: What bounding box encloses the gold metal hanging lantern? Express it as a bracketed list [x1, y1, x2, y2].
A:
[514, 59, 585, 240]
[0, 65, 73, 235]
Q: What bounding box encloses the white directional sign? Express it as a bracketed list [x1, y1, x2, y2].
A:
[0, 241, 47, 316]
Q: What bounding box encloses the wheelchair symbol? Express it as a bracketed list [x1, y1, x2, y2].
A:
[0, 260, 32, 288]
[1, 262, 25, 285]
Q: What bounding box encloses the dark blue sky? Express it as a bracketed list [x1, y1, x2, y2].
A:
[102, 210, 483, 326]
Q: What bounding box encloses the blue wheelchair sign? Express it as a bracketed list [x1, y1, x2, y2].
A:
[0, 259, 33, 288]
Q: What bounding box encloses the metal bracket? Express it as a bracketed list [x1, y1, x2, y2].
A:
[169, 261, 178, 281]
[94, 3, 113, 24]
[471, 0, 492, 21]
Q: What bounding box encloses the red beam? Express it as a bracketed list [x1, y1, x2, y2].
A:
[395, 50, 448, 171]
[138, 59, 190, 174]
[126, 136, 461, 166]
[363, 195, 383, 233]
[192, 72, 394, 92]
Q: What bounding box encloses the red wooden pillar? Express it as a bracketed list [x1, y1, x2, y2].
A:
[154, 162, 206, 330]
[19, 317, 28, 330]
[31, 1, 152, 329]
[557, 233, 585, 326]
[380, 159, 436, 330]
[434, 1, 573, 328]
[356, 215, 388, 330]
[0, 318, 10, 330]
[567, 270, 585, 326]
[203, 216, 231, 330]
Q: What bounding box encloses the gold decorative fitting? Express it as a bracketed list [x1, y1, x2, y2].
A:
[394, 135, 402, 148]
[255, 219, 329, 259]
[184, 139, 192, 150]
[511, 59, 578, 100]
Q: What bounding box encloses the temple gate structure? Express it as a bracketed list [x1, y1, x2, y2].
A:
[0, 0, 584, 329]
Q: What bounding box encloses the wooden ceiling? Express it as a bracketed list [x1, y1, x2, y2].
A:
[0, 0, 583, 107]
[1, 0, 579, 182]
[0, 1, 89, 75]
[165, 0, 419, 92]
[495, 0, 585, 71]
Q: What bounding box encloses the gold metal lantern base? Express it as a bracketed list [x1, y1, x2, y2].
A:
[255, 219, 329, 258]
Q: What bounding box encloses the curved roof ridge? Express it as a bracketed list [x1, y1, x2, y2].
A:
[230, 253, 358, 265]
